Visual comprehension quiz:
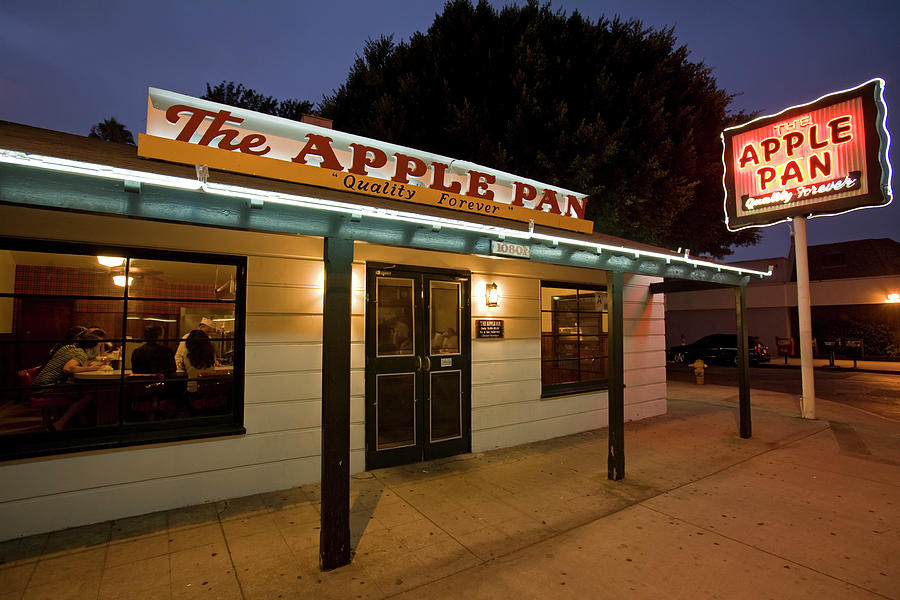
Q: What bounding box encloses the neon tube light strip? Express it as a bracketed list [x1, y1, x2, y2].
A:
[0, 148, 771, 278]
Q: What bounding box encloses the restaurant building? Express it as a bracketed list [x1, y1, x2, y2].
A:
[0, 90, 765, 553]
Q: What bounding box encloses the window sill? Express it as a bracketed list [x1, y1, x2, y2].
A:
[541, 381, 609, 399]
[0, 424, 246, 462]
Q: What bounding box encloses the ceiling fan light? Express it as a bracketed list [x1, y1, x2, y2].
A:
[98, 256, 125, 267]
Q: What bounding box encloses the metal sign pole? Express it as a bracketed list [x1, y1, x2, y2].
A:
[793, 216, 816, 419]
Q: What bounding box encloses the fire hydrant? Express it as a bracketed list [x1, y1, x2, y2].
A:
[692, 358, 707, 385]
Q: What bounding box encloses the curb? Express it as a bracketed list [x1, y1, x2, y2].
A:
[758, 362, 900, 375]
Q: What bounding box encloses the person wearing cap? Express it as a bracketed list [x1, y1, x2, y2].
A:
[175, 317, 217, 370]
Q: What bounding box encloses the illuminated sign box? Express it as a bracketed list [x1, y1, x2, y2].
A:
[138, 88, 592, 234]
[722, 79, 891, 231]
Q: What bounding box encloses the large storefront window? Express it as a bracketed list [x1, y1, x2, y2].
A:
[0, 240, 245, 460]
[540, 282, 608, 396]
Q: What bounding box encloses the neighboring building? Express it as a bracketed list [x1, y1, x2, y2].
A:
[0, 91, 760, 542]
[665, 239, 900, 357]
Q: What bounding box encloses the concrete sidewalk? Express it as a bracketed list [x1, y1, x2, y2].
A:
[1, 382, 898, 599]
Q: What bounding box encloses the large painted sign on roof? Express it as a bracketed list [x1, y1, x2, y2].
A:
[138, 89, 592, 233]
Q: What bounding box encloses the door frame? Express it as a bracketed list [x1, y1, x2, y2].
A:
[364, 263, 471, 470]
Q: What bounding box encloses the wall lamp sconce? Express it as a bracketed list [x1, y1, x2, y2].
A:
[887, 293, 900, 303]
[486, 282, 500, 307]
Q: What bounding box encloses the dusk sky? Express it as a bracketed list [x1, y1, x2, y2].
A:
[1, 0, 897, 261]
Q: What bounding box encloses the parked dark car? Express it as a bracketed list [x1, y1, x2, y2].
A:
[667, 334, 771, 366]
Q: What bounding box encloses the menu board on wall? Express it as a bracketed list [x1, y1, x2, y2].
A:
[476, 319, 504, 338]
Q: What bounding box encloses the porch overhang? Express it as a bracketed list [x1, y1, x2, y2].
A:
[0, 144, 769, 285]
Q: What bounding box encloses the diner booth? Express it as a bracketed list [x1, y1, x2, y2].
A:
[0, 92, 764, 564]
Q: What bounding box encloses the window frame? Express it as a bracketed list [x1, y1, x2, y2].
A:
[0, 237, 247, 461]
[540, 280, 609, 398]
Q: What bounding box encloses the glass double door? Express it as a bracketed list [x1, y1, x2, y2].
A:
[365, 265, 471, 470]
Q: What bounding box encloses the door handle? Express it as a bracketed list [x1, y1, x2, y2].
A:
[424, 356, 431, 372]
[415, 355, 423, 372]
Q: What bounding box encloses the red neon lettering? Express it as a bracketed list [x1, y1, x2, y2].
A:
[466, 171, 495, 200]
[739, 144, 759, 169]
[291, 134, 344, 171]
[761, 138, 780, 162]
[757, 167, 776, 190]
[535, 189, 562, 215]
[782, 132, 804, 157]
[774, 116, 812, 135]
[809, 125, 828, 149]
[391, 154, 428, 183]
[430, 163, 462, 194]
[780, 160, 803, 187]
[828, 116, 852, 143]
[809, 152, 832, 179]
[348, 144, 387, 176]
[512, 182, 537, 206]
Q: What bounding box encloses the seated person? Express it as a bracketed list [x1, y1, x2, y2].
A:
[175, 317, 217, 370]
[431, 327, 459, 353]
[87, 326, 113, 355]
[442, 327, 459, 352]
[131, 325, 177, 376]
[32, 333, 103, 430]
[33, 334, 103, 387]
[183, 329, 218, 393]
[43, 325, 89, 365]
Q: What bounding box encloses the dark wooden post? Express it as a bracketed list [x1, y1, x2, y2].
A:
[608, 270, 625, 480]
[735, 283, 752, 439]
[320, 237, 353, 570]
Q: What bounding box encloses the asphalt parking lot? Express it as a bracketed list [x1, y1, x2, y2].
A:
[666, 362, 900, 421]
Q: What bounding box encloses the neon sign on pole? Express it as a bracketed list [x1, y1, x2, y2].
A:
[722, 78, 892, 231]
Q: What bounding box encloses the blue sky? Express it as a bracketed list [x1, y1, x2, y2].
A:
[1, 0, 897, 260]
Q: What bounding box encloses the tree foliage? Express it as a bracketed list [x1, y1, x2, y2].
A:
[319, 0, 758, 256]
[203, 81, 315, 121]
[88, 117, 135, 145]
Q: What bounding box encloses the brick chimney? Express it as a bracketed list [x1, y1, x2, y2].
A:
[301, 114, 333, 129]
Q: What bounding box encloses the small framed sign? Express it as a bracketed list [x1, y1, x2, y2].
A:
[490, 240, 530, 259]
[476, 319, 504, 338]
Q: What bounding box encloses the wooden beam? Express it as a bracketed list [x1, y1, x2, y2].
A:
[735, 284, 752, 439]
[649, 279, 734, 294]
[608, 270, 625, 480]
[320, 236, 353, 570]
[2, 163, 760, 287]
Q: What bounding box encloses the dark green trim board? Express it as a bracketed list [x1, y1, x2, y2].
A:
[735, 285, 752, 439]
[0, 162, 758, 285]
[319, 237, 353, 571]
[607, 270, 625, 480]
